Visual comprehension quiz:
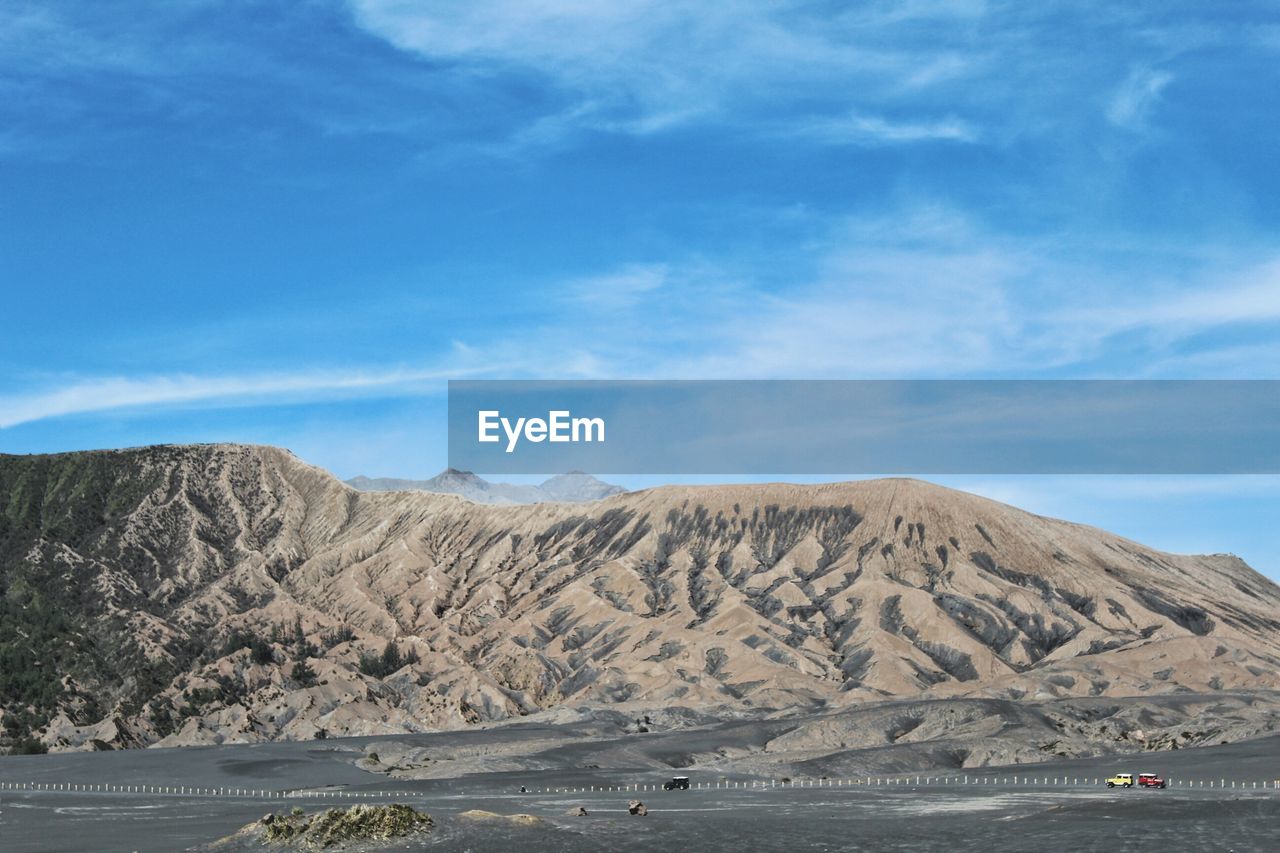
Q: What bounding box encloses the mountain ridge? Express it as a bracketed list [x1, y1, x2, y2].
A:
[345, 467, 626, 504]
[1, 443, 1277, 754]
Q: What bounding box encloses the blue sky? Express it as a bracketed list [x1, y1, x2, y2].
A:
[2, 2, 1279, 575]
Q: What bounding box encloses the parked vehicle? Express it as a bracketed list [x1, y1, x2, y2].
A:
[1106, 773, 1134, 788]
[663, 776, 691, 791]
[1138, 772, 1167, 789]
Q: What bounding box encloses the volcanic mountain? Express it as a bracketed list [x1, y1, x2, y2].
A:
[345, 469, 625, 504]
[1, 444, 1277, 753]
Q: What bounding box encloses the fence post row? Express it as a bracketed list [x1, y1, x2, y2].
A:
[1, 776, 1275, 797]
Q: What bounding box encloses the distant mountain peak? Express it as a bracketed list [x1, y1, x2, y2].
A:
[427, 468, 486, 486]
[538, 471, 627, 502]
[345, 469, 626, 504]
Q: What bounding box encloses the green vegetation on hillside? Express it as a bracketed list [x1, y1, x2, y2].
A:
[0, 449, 200, 749]
[358, 641, 420, 678]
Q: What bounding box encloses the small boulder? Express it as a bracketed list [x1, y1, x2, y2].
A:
[568, 806, 588, 817]
[628, 800, 648, 816]
[459, 809, 545, 826]
[510, 814, 543, 826]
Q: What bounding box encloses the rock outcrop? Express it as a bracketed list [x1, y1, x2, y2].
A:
[210, 804, 433, 850]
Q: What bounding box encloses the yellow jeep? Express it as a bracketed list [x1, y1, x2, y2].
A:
[1106, 773, 1134, 788]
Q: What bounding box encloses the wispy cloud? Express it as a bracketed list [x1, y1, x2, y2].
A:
[1145, 261, 1280, 325]
[1106, 66, 1174, 129]
[345, 0, 991, 146]
[0, 1, 1249, 167]
[339, 1, 1238, 157]
[1044, 258, 1280, 365]
[533, 207, 1280, 380]
[10, 201, 1277, 432]
[564, 263, 670, 310]
[0, 367, 473, 430]
[77, 207, 1124, 396]
[785, 112, 979, 145]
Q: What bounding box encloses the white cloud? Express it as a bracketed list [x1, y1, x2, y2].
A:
[785, 111, 979, 145]
[8, 206, 1278, 430]
[1106, 66, 1173, 129]
[1042, 257, 1280, 366]
[564, 263, 669, 309]
[528, 207, 1280, 380]
[521, 207, 1031, 378]
[1146, 260, 1280, 325]
[345, 0, 989, 144]
[0, 367, 468, 429]
[341, 2, 1222, 155]
[2, 1, 1235, 165]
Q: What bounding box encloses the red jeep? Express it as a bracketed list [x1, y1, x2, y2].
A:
[1137, 772, 1167, 789]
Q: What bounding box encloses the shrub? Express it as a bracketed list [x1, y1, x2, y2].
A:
[223, 630, 274, 665]
[320, 625, 357, 650]
[291, 660, 318, 687]
[358, 642, 420, 679]
[9, 736, 48, 755]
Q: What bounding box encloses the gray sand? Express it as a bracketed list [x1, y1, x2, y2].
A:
[2, 723, 1277, 852]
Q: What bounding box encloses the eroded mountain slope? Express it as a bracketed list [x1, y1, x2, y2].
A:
[1, 444, 1277, 752]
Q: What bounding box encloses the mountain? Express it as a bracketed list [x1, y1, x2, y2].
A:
[1, 444, 1278, 754]
[537, 471, 628, 502]
[345, 469, 625, 504]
